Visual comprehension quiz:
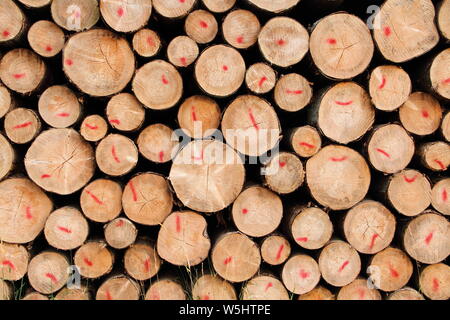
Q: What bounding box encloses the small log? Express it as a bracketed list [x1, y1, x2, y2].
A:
[0, 133, 14, 181]
[281, 254, 321, 295]
[242, 275, 289, 300]
[137, 124, 178, 163]
[260, 234, 291, 266]
[442, 112, 450, 142]
[167, 36, 199, 68]
[0, 280, 12, 300]
[386, 169, 432, 217]
[132, 29, 161, 58]
[388, 287, 425, 300]
[310, 13, 373, 79]
[63, 29, 135, 97]
[399, 92, 442, 136]
[123, 173, 173, 225]
[0, 242, 29, 281]
[195, 45, 246, 97]
[104, 217, 137, 249]
[419, 263, 450, 300]
[74, 241, 114, 279]
[55, 286, 90, 300]
[288, 206, 333, 250]
[438, 0, 450, 40]
[192, 274, 237, 300]
[133, 59, 183, 110]
[0, 49, 46, 95]
[369, 65, 412, 111]
[177, 95, 221, 139]
[28, 20, 65, 58]
[312, 82, 375, 144]
[106, 93, 145, 132]
[21, 292, 49, 300]
[0, 178, 53, 244]
[418, 141, 450, 172]
[27, 251, 69, 294]
[99, 0, 152, 33]
[258, 17, 309, 68]
[0, 85, 15, 119]
[366, 124, 415, 174]
[274, 73, 312, 112]
[0, 0, 26, 44]
[169, 140, 245, 212]
[403, 211, 450, 264]
[145, 279, 186, 300]
[262, 152, 304, 194]
[38, 85, 81, 128]
[153, 0, 196, 19]
[202, 0, 236, 13]
[124, 240, 161, 281]
[51, 0, 100, 32]
[221, 95, 281, 157]
[245, 63, 276, 95]
[80, 179, 122, 223]
[318, 240, 361, 287]
[211, 232, 261, 283]
[337, 278, 381, 300]
[4, 108, 41, 144]
[306, 145, 371, 210]
[343, 200, 396, 254]
[80, 115, 108, 142]
[231, 185, 283, 237]
[185, 10, 218, 44]
[289, 126, 322, 158]
[96, 275, 140, 300]
[426, 48, 450, 100]
[18, 0, 51, 9]
[25, 128, 95, 195]
[223, 9, 260, 49]
[95, 134, 138, 176]
[298, 286, 335, 300]
[367, 247, 413, 292]
[44, 206, 89, 250]
[372, 0, 439, 63]
[157, 211, 210, 266]
[431, 178, 450, 216]
[248, 0, 300, 13]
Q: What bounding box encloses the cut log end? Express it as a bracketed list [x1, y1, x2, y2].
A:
[223, 10, 260, 49]
[202, 0, 236, 13]
[96, 134, 138, 176]
[104, 218, 137, 249]
[298, 286, 335, 300]
[27, 252, 69, 294]
[145, 279, 186, 300]
[248, 0, 300, 13]
[263, 152, 304, 194]
[242, 275, 289, 300]
[28, 20, 65, 58]
[388, 287, 425, 300]
[153, 0, 196, 19]
[0, 243, 29, 281]
[438, 0, 450, 40]
[18, 0, 52, 8]
[291, 126, 322, 158]
[290, 207, 333, 250]
[5, 108, 41, 144]
[0, 85, 14, 119]
[185, 10, 218, 44]
[107, 93, 145, 132]
[132, 29, 161, 58]
[124, 241, 161, 281]
[51, 0, 100, 32]
[260, 235, 291, 265]
[192, 275, 237, 300]
[167, 36, 199, 68]
[21, 292, 49, 300]
[81, 179, 122, 223]
[137, 124, 178, 163]
[419, 263, 450, 300]
[80, 115, 108, 142]
[99, 0, 152, 33]
[0, 133, 14, 181]
[96, 276, 140, 300]
[400, 92, 442, 136]
[55, 286, 90, 300]
[245, 63, 276, 95]
[38, 85, 81, 128]
[418, 142, 450, 171]
[274, 73, 312, 112]
[431, 178, 450, 216]
[442, 112, 450, 142]
[74, 241, 114, 279]
[337, 278, 381, 300]
[0, 0, 26, 43]
[281, 254, 321, 295]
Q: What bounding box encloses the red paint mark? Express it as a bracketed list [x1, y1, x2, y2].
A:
[389, 265, 399, 278]
[85, 123, 98, 130]
[147, 36, 154, 46]
[296, 237, 308, 242]
[338, 260, 349, 272]
[442, 78, 450, 84]
[404, 175, 417, 183]
[279, 161, 286, 168]
[2, 30, 10, 38]
[180, 57, 187, 66]
[299, 269, 310, 279]
[162, 75, 169, 85]
[378, 77, 387, 89]
[258, 76, 267, 87]
[129, 181, 138, 202]
[286, 89, 303, 95]
[191, 106, 198, 122]
[105, 290, 112, 300]
[369, 234, 379, 250]
[111, 146, 121, 163]
[41, 174, 51, 179]
[275, 244, 284, 261]
[299, 142, 315, 149]
[176, 215, 181, 233]
[433, 278, 440, 292]
[224, 257, 232, 265]
[425, 232, 434, 245]
[117, 7, 124, 17]
[358, 288, 366, 299]
[242, 208, 248, 214]
[327, 38, 337, 45]
[57, 226, 72, 234]
[65, 59, 73, 66]
[442, 189, 448, 202]
[45, 273, 58, 284]
[25, 206, 32, 220]
[115, 220, 124, 227]
[83, 257, 93, 267]
[109, 119, 120, 125]
[149, 293, 160, 300]
[1, 260, 15, 270]
[13, 73, 25, 79]
[330, 156, 348, 162]
[222, 65, 228, 71]
[56, 112, 70, 117]
[191, 150, 204, 161]
[434, 159, 446, 170]
[45, 45, 53, 52]
[199, 21, 208, 28]
[248, 108, 259, 130]
[421, 110, 429, 118]
[74, 11, 81, 18]
[85, 190, 104, 205]
[277, 39, 286, 46]
[144, 258, 151, 272]
[236, 36, 244, 44]
[159, 151, 164, 162]
[376, 148, 391, 158]
[265, 282, 273, 291]
[202, 295, 210, 300]
[335, 100, 353, 106]
[383, 26, 391, 37]
[13, 121, 32, 129]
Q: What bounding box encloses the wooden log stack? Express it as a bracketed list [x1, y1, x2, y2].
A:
[0, 0, 448, 301]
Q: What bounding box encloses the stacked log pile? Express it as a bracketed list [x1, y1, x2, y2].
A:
[0, 0, 449, 301]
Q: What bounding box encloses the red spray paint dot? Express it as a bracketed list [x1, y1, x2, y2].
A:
[25, 206, 32, 220]
[277, 39, 286, 46]
[265, 282, 273, 291]
[279, 161, 286, 168]
[13, 73, 25, 79]
[242, 208, 248, 214]
[45, 45, 53, 52]
[442, 189, 448, 202]
[258, 76, 267, 87]
[41, 174, 51, 179]
[86, 190, 104, 205]
[129, 181, 138, 202]
[105, 290, 113, 300]
[433, 278, 440, 292]
[202, 295, 210, 300]
[358, 288, 366, 299]
[236, 36, 244, 44]
[299, 269, 310, 279]
[179, 0, 185, 3]
[327, 38, 337, 45]
[159, 151, 164, 163]
[222, 65, 228, 71]
[425, 232, 434, 245]
[389, 265, 399, 278]
[442, 78, 450, 84]
[162, 75, 169, 85]
[383, 26, 391, 36]
[422, 110, 429, 118]
[65, 59, 73, 66]
[180, 57, 187, 66]
[116, 220, 124, 227]
[147, 36, 154, 46]
[2, 30, 10, 38]
[199, 21, 208, 28]
[83, 258, 93, 267]
[117, 7, 124, 17]
[57, 112, 70, 117]
[224, 257, 232, 265]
